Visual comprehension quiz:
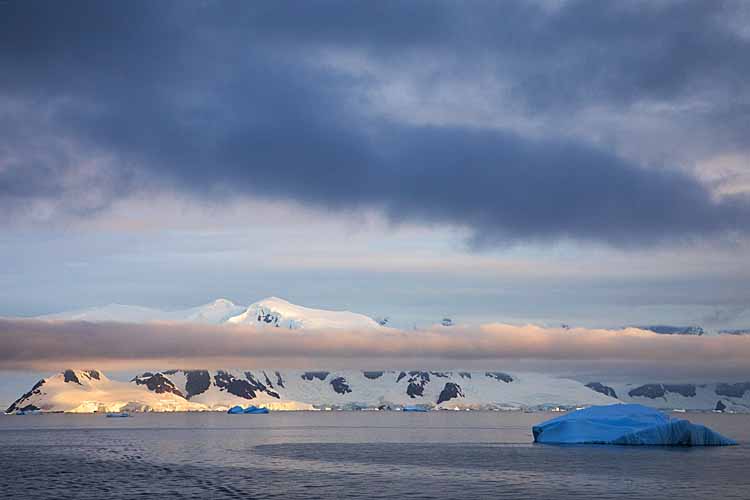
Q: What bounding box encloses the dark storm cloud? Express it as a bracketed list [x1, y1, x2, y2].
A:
[1, 0, 749, 244]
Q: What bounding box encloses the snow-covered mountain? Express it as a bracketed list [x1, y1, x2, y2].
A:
[9, 369, 750, 414]
[224, 297, 383, 330]
[38, 296, 386, 330]
[8, 369, 619, 413]
[5, 369, 206, 413]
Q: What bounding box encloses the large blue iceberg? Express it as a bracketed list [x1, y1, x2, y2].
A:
[533, 404, 736, 446]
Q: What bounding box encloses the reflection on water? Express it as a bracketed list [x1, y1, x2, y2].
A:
[0, 412, 748, 499]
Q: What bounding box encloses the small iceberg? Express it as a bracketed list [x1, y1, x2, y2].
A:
[402, 406, 428, 412]
[105, 412, 130, 418]
[227, 405, 269, 414]
[243, 405, 269, 414]
[532, 404, 736, 446]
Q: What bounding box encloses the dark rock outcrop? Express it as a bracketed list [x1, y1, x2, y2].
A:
[628, 384, 665, 399]
[301, 371, 329, 381]
[214, 371, 258, 399]
[245, 372, 280, 398]
[406, 371, 430, 398]
[719, 328, 750, 335]
[63, 370, 81, 385]
[458, 372, 471, 379]
[485, 372, 513, 383]
[275, 371, 285, 388]
[396, 371, 407, 382]
[715, 400, 727, 412]
[185, 370, 211, 398]
[134, 373, 185, 398]
[5, 379, 45, 413]
[363, 371, 384, 380]
[663, 384, 696, 398]
[263, 371, 275, 389]
[257, 311, 280, 325]
[635, 325, 705, 336]
[330, 377, 352, 394]
[437, 382, 464, 404]
[585, 382, 618, 399]
[628, 384, 696, 399]
[715, 382, 750, 398]
[213, 371, 279, 400]
[430, 371, 450, 378]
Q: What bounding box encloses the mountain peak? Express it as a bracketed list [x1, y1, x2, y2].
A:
[35, 296, 382, 330]
[226, 297, 381, 330]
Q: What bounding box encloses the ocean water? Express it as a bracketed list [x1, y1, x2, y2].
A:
[1, 411, 748, 499]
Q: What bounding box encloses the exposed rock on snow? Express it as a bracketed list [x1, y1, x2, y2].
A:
[485, 372, 514, 383]
[591, 380, 750, 412]
[585, 382, 617, 399]
[628, 384, 696, 399]
[330, 377, 352, 394]
[715, 382, 750, 398]
[634, 325, 705, 336]
[8, 369, 618, 413]
[437, 382, 464, 404]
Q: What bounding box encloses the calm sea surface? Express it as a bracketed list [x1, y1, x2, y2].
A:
[1, 411, 748, 499]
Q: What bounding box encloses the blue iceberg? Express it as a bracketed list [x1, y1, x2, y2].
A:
[243, 405, 269, 414]
[533, 404, 736, 446]
[105, 412, 130, 418]
[227, 405, 244, 414]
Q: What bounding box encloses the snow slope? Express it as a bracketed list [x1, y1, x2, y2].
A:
[8, 369, 616, 413]
[11, 369, 750, 414]
[38, 298, 246, 324]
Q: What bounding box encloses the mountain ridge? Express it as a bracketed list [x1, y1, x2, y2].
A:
[8, 368, 750, 414]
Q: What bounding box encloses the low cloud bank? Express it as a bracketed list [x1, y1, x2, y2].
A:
[0, 319, 749, 379]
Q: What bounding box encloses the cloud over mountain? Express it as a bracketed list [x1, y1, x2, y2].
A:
[1, 317, 749, 379]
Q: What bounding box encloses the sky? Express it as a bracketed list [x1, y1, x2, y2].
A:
[2, 1, 750, 402]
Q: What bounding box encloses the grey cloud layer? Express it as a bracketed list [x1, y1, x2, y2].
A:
[2, 0, 749, 244]
[1, 319, 749, 380]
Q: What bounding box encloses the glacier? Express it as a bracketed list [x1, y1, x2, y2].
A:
[533, 404, 737, 446]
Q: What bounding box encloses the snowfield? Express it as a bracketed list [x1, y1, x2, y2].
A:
[9, 367, 750, 414]
[8, 368, 617, 413]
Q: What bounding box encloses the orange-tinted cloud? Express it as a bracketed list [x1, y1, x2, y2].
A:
[0, 318, 748, 379]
